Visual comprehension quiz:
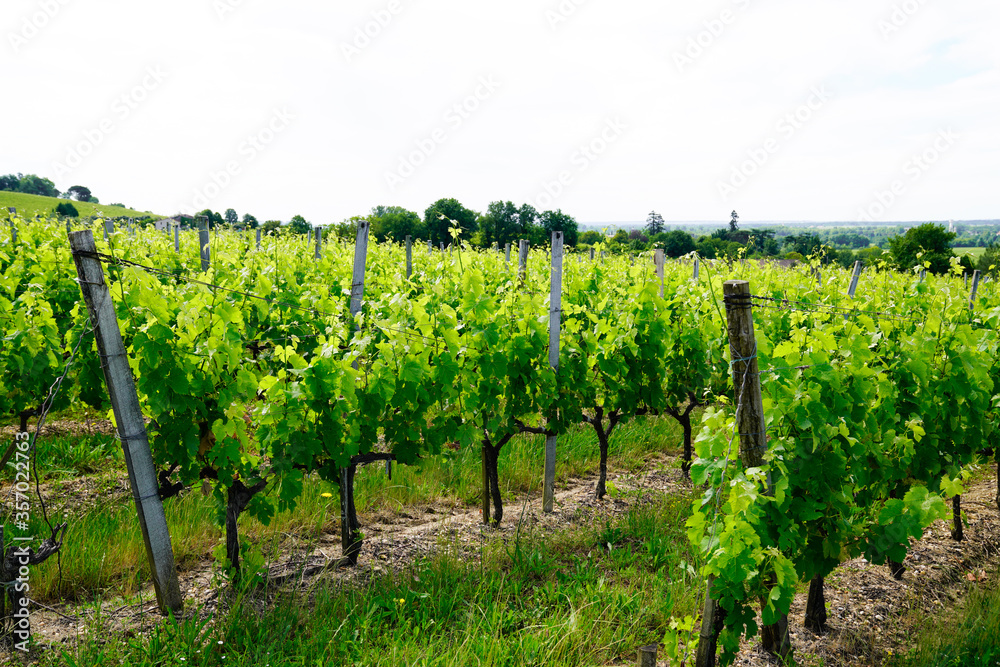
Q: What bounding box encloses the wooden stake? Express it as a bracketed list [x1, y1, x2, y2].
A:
[340, 218, 371, 563]
[255, 227, 261, 250]
[405, 235, 412, 279]
[314, 226, 321, 260]
[654, 249, 665, 297]
[199, 220, 210, 271]
[174, 224, 180, 253]
[693, 256, 700, 281]
[969, 270, 981, 310]
[543, 232, 563, 514]
[68, 230, 183, 615]
[518, 239, 529, 284]
[638, 644, 657, 667]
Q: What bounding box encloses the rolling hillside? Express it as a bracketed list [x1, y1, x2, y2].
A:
[0, 191, 157, 219]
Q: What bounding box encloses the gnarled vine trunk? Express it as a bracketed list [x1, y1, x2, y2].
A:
[804, 575, 827, 632]
[225, 478, 267, 579]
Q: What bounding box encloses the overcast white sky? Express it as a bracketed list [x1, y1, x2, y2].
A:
[2, 0, 998, 225]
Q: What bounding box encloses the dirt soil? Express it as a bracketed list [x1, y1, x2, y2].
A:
[8, 454, 1000, 667]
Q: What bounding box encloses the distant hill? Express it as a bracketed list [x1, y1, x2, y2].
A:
[0, 191, 157, 220]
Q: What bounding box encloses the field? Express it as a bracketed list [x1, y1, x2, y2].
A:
[2, 216, 1000, 666]
[954, 246, 986, 259]
[0, 191, 155, 220]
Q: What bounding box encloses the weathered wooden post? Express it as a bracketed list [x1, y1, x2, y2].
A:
[654, 249, 665, 297]
[68, 230, 183, 615]
[543, 232, 563, 513]
[314, 226, 321, 260]
[697, 280, 790, 665]
[405, 235, 412, 279]
[693, 255, 700, 280]
[199, 220, 211, 271]
[339, 218, 371, 565]
[174, 223, 180, 253]
[255, 227, 261, 251]
[638, 644, 657, 667]
[518, 239, 529, 284]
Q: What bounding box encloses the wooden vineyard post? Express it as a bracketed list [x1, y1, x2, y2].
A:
[697, 280, 790, 666]
[103, 218, 114, 242]
[654, 249, 665, 297]
[199, 220, 211, 271]
[693, 255, 700, 281]
[968, 270, 981, 310]
[8, 212, 15, 247]
[174, 223, 180, 253]
[638, 644, 657, 667]
[518, 239, 529, 284]
[505, 243, 511, 265]
[543, 232, 563, 514]
[68, 230, 183, 615]
[847, 260, 862, 297]
[255, 227, 261, 251]
[314, 226, 321, 260]
[427, 239, 432, 254]
[589, 247, 595, 261]
[339, 218, 370, 566]
[405, 235, 412, 279]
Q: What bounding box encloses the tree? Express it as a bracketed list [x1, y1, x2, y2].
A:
[478, 201, 519, 248]
[579, 230, 603, 246]
[729, 210, 739, 233]
[196, 209, 224, 228]
[288, 215, 311, 235]
[540, 209, 579, 246]
[423, 198, 477, 245]
[662, 230, 696, 258]
[645, 211, 665, 236]
[0, 174, 19, 192]
[17, 174, 59, 198]
[242, 213, 259, 229]
[261, 219, 282, 233]
[370, 205, 423, 243]
[225, 208, 239, 226]
[517, 203, 540, 242]
[887, 223, 956, 274]
[67, 185, 92, 202]
[55, 202, 79, 217]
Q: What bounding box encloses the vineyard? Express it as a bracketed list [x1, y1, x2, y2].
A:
[2, 212, 1000, 666]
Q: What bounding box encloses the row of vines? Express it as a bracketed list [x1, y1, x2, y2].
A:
[2, 214, 999, 664]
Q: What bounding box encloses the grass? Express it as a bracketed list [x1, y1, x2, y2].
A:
[954, 247, 986, 259]
[889, 574, 1000, 666]
[10, 414, 688, 604]
[0, 190, 156, 220]
[35, 492, 701, 667]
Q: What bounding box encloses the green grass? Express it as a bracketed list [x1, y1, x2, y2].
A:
[37, 492, 701, 667]
[14, 414, 687, 604]
[0, 433, 123, 482]
[0, 190, 157, 220]
[889, 575, 1000, 667]
[954, 247, 986, 259]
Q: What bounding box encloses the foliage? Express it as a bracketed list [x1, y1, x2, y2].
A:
[645, 210, 665, 236]
[423, 198, 477, 245]
[288, 214, 311, 235]
[55, 202, 79, 217]
[888, 223, 957, 274]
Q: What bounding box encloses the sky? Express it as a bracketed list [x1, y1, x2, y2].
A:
[2, 0, 998, 226]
